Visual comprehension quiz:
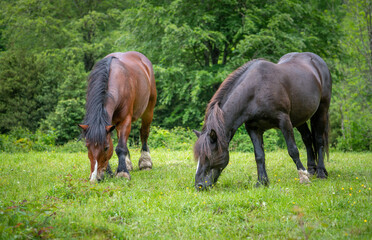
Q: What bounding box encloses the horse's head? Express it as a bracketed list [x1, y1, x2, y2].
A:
[193, 129, 229, 191]
[79, 124, 115, 182]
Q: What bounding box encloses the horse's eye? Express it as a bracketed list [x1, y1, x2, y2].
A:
[104, 146, 109, 151]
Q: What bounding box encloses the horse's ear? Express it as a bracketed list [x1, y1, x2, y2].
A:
[209, 129, 217, 143]
[105, 125, 116, 133]
[78, 124, 89, 131]
[193, 129, 201, 138]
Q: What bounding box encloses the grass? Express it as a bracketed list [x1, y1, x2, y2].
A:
[0, 148, 371, 239]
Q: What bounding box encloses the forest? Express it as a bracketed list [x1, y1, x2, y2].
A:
[0, 0, 371, 151]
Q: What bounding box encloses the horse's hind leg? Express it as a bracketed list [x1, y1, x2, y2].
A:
[246, 126, 269, 186]
[115, 117, 132, 180]
[311, 105, 329, 179]
[138, 108, 154, 170]
[279, 114, 310, 183]
[297, 123, 316, 175]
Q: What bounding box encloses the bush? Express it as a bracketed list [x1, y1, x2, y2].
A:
[56, 139, 86, 153]
[0, 128, 57, 152]
[43, 99, 85, 145]
[148, 126, 195, 150]
[229, 126, 281, 153]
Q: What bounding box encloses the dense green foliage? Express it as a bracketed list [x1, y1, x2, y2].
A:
[0, 150, 371, 238]
[0, 0, 370, 151]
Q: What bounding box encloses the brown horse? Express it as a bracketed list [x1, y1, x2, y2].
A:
[193, 52, 332, 190]
[79, 51, 157, 182]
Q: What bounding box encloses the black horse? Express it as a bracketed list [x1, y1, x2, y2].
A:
[193, 52, 332, 190]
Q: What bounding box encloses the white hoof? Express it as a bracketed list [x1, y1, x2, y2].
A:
[139, 151, 152, 170]
[298, 169, 311, 184]
[116, 171, 131, 180]
[125, 155, 133, 171]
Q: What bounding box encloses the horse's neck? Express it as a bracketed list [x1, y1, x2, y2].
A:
[221, 97, 249, 140]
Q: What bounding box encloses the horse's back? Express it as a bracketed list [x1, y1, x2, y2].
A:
[278, 52, 332, 103]
[107, 51, 154, 83]
[276, 52, 331, 125]
[106, 52, 156, 122]
[236, 53, 330, 128]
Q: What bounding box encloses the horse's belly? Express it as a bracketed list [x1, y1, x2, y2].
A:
[132, 93, 150, 121]
[289, 94, 320, 127]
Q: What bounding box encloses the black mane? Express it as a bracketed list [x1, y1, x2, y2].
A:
[206, 59, 261, 112]
[82, 56, 115, 144]
[194, 59, 261, 164]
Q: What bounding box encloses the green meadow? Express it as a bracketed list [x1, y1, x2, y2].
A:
[0, 149, 371, 239]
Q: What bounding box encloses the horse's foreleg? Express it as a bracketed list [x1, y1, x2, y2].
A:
[297, 123, 316, 175]
[115, 119, 132, 180]
[279, 115, 310, 183]
[106, 162, 114, 177]
[138, 111, 154, 170]
[246, 126, 268, 187]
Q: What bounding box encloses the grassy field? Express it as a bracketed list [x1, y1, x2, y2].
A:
[0, 148, 371, 239]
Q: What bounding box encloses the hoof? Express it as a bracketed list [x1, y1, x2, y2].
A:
[255, 179, 269, 188]
[116, 171, 131, 180]
[308, 168, 316, 176]
[316, 168, 328, 179]
[255, 182, 263, 188]
[139, 151, 152, 170]
[140, 167, 152, 171]
[298, 169, 311, 184]
[125, 156, 133, 171]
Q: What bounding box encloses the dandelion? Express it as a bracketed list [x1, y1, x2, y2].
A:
[364, 220, 367, 223]
[350, 187, 353, 190]
[275, 174, 277, 177]
[349, 193, 352, 196]
[292, 202, 295, 204]
[356, 177, 358, 179]
[361, 184, 364, 187]
[338, 175, 340, 177]
[278, 179, 281, 182]
[342, 187, 344, 190]
[359, 190, 361, 193]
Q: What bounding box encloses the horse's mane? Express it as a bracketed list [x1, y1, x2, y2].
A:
[82, 56, 115, 144]
[194, 59, 261, 164]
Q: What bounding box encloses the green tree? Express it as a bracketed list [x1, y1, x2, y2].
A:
[117, 0, 344, 129]
[331, 0, 371, 151]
